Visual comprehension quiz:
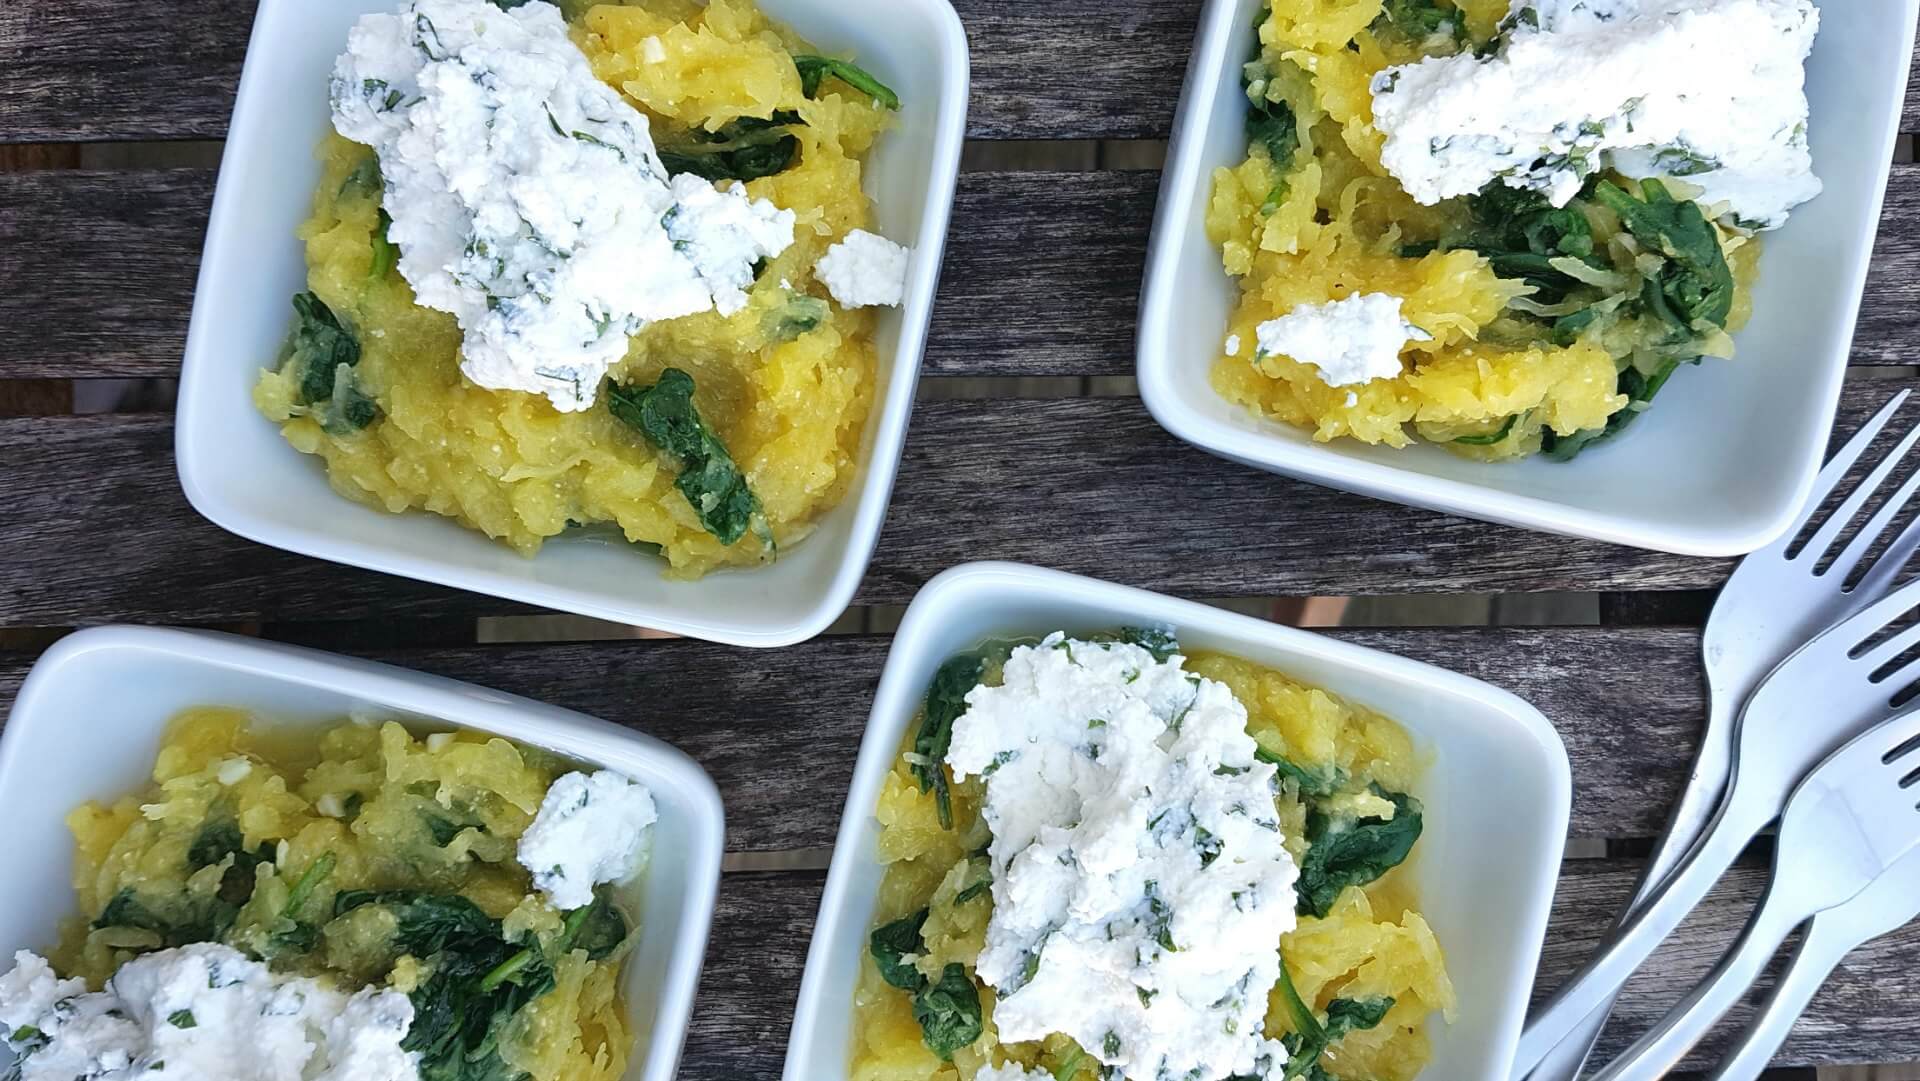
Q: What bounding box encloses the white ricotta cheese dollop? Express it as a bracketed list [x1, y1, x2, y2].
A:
[1254, 293, 1428, 387]
[0, 945, 416, 1081]
[518, 769, 658, 911]
[1369, 0, 1821, 228]
[330, 0, 796, 412]
[815, 229, 910, 308]
[946, 634, 1300, 1081]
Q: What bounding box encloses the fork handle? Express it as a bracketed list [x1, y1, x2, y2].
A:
[1585, 888, 1804, 1081]
[1514, 710, 1739, 1081]
[1512, 804, 1758, 1077]
[1707, 914, 1855, 1081]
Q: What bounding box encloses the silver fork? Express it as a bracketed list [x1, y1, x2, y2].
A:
[1517, 390, 1920, 1081]
[1586, 710, 1920, 1081]
[1706, 834, 1920, 1081]
[1512, 571, 1920, 1074]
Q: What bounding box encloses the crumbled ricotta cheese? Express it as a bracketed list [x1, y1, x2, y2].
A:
[1224, 334, 1242, 357]
[215, 758, 252, 786]
[517, 770, 657, 911]
[946, 634, 1299, 1081]
[976, 1066, 1050, 1081]
[0, 945, 416, 1081]
[815, 229, 910, 308]
[1369, 0, 1820, 228]
[1254, 293, 1428, 387]
[330, 0, 795, 412]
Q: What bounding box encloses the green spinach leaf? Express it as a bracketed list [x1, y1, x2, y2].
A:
[1253, 746, 1347, 799]
[92, 888, 241, 951]
[1374, 0, 1468, 43]
[1274, 953, 1395, 1080]
[1295, 787, 1423, 918]
[765, 292, 830, 342]
[914, 653, 985, 829]
[370, 208, 398, 281]
[657, 111, 806, 182]
[1542, 354, 1699, 462]
[911, 964, 983, 1061]
[1246, 94, 1299, 172]
[869, 908, 931, 991]
[285, 292, 380, 434]
[1451, 414, 1519, 446]
[793, 56, 900, 110]
[559, 890, 629, 962]
[1325, 995, 1396, 1040]
[1592, 178, 1733, 330]
[1460, 183, 1600, 302]
[1119, 626, 1180, 662]
[332, 890, 556, 1081]
[605, 369, 767, 548]
[339, 155, 382, 199]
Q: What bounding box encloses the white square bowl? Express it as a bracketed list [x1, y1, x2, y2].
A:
[0, 625, 724, 1081]
[1138, 0, 1920, 556]
[175, 0, 970, 646]
[783, 562, 1572, 1081]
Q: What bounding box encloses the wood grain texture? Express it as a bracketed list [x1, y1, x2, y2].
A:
[4, 375, 1916, 626]
[2, 165, 1916, 380]
[0, 626, 1704, 846]
[0, 169, 1162, 380]
[686, 858, 1920, 1076]
[0, 0, 1196, 144]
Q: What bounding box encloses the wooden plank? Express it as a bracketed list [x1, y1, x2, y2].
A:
[8, 375, 1919, 626]
[0, 0, 1196, 144]
[3, 164, 1916, 381]
[0, 625, 1704, 846]
[0, 169, 1158, 381]
[686, 859, 1920, 1076]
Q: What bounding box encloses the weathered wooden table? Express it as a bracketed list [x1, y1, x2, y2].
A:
[3, 2, 1920, 1077]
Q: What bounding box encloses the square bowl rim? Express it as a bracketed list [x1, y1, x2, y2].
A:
[783, 559, 1574, 1080]
[174, 0, 973, 647]
[0, 623, 726, 1081]
[1135, 0, 1918, 558]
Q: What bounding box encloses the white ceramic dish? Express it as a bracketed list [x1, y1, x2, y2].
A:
[783, 561, 1571, 1081]
[1137, 0, 1920, 556]
[175, 0, 970, 647]
[0, 625, 724, 1081]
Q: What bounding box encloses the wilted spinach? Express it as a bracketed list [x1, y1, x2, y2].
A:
[1458, 183, 1601, 303]
[1253, 745, 1347, 800]
[331, 889, 597, 1081]
[765, 292, 830, 342]
[1246, 93, 1299, 173]
[867, 906, 983, 1059]
[1373, 0, 1468, 44]
[1119, 626, 1180, 662]
[1592, 178, 1733, 330]
[1542, 354, 1699, 461]
[913, 652, 986, 829]
[793, 55, 900, 110]
[912, 964, 984, 1061]
[657, 111, 806, 182]
[1295, 787, 1424, 918]
[605, 368, 768, 548]
[285, 292, 379, 435]
[1274, 954, 1395, 1081]
[869, 908, 931, 991]
[1451, 414, 1520, 446]
[370, 208, 398, 281]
